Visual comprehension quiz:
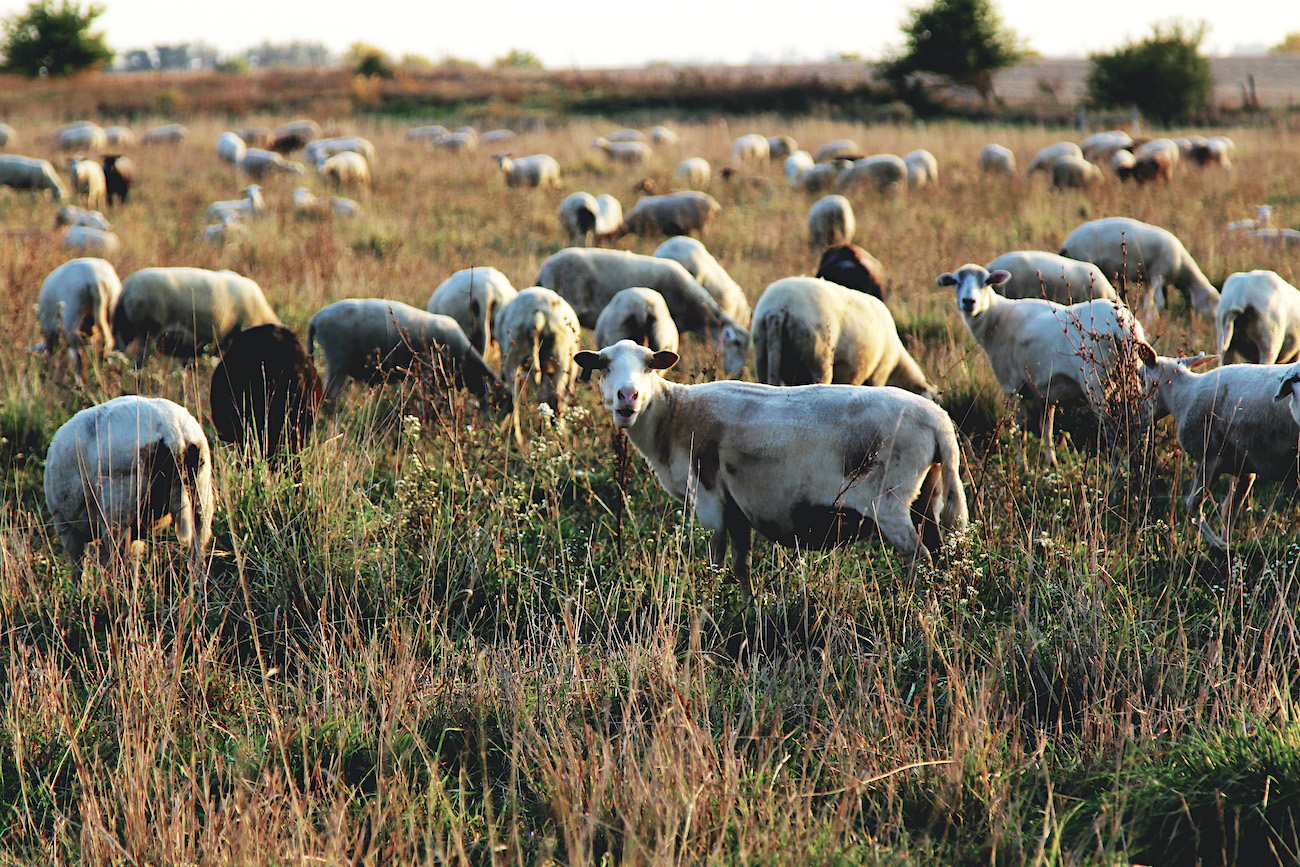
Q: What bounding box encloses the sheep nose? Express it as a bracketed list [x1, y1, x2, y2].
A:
[617, 388, 638, 403]
[960, 298, 975, 313]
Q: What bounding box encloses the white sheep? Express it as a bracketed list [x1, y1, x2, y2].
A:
[67, 156, 106, 210]
[984, 251, 1119, 305]
[731, 134, 770, 166]
[433, 130, 477, 153]
[54, 206, 110, 230]
[0, 154, 68, 200]
[675, 157, 711, 189]
[766, 136, 797, 159]
[814, 140, 860, 162]
[55, 121, 106, 152]
[291, 186, 361, 221]
[1080, 130, 1133, 162]
[0, 122, 15, 147]
[114, 267, 279, 363]
[406, 124, 449, 142]
[535, 247, 751, 377]
[318, 151, 370, 190]
[807, 194, 855, 251]
[104, 125, 133, 146]
[606, 129, 647, 143]
[557, 192, 623, 247]
[649, 126, 678, 145]
[1025, 141, 1083, 176]
[1059, 217, 1220, 319]
[1134, 138, 1181, 167]
[217, 131, 247, 166]
[1227, 205, 1274, 232]
[979, 144, 1016, 175]
[494, 153, 561, 189]
[140, 123, 188, 145]
[785, 150, 815, 185]
[200, 217, 248, 246]
[204, 185, 265, 224]
[238, 148, 307, 180]
[937, 263, 1147, 468]
[426, 266, 519, 357]
[904, 149, 938, 188]
[593, 287, 679, 354]
[304, 136, 377, 168]
[574, 341, 968, 599]
[836, 154, 907, 196]
[591, 137, 651, 165]
[652, 236, 749, 325]
[62, 226, 120, 256]
[270, 119, 322, 151]
[479, 129, 515, 145]
[45, 395, 214, 571]
[616, 191, 721, 239]
[37, 257, 122, 383]
[494, 287, 582, 445]
[1052, 155, 1101, 190]
[1111, 149, 1137, 179]
[1248, 228, 1300, 248]
[1215, 270, 1300, 364]
[752, 276, 933, 397]
[795, 160, 849, 195]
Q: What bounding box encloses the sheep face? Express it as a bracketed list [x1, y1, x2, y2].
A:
[720, 325, 751, 379]
[1274, 367, 1300, 428]
[576, 340, 679, 428]
[937, 265, 1011, 317]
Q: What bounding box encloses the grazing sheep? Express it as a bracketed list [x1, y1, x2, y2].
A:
[233, 127, 271, 148]
[558, 192, 623, 247]
[836, 155, 907, 196]
[1111, 149, 1137, 180]
[303, 136, 377, 168]
[480, 129, 515, 145]
[1059, 217, 1220, 319]
[606, 129, 647, 143]
[904, 149, 938, 188]
[717, 166, 769, 190]
[205, 185, 265, 224]
[0, 155, 67, 200]
[209, 323, 323, 461]
[114, 267, 279, 363]
[1249, 228, 1300, 248]
[984, 251, 1119, 305]
[751, 276, 933, 396]
[426, 266, 519, 356]
[217, 131, 247, 166]
[535, 247, 751, 377]
[731, 134, 770, 166]
[616, 191, 721, 240]
[140, 124, 187, 145]
[1125, 150, 1174, 185]
[1191, 137, 1232, 167]
[104, 125, 133, 146]
[238, 148, 307, 181]
[494, 287, 582, 445]
[318, 151, 370, 191]
[652, 236, 750, 325]
[433, 130, 477, 153]
[1025, 141, 1083, 176]
[37, 257, 122, 383]
[785, 150, 815, 185]
[1137, 343, 1298, 548]
[494, 153, 561, 189]
[594, 287, 679, 354]
[54, 206, 110, 230]
[199, 217, 248, 246]
[574, 341, 968, 598]
[807, 194, 855, 251]
[63, 226, 120, 256]
[55, 122, 106, 152]
[815, 244, 887, 299]
[307, 298, 505, 412]
[1051, 155, 1101, 190]
[937, 263, 1147, 468]
[675, 157, 711, 189]
[814, 140, 860, 162]
[101, 155, 133, 207]
[1080, 130, 1134, 162]
[649, 126, 678, 145]
[980, 143, 1016, 175]
[67, 156, 105, 209]
[269, 119, 321, 154]
[406, 124, 449, 142]
[0, 122, 15, 147]
[291, 186, 360, 221]
[1215, 270, 1300, 365]
[795, 160, 849, 195]
[1134, 138, 1181, 168]
[45, 395, 214, 571]
[766, 136, 797, 160]
[591, 137, 651, 165]
[1228, 205, 1274, 233]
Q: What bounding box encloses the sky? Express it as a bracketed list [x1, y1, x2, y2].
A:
[3, 0, 1295, 68]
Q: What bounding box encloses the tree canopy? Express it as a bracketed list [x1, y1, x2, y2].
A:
[1270, 33, 1300, 55]
[1086, 20, 1213, 124]
[882, 0, 1026, 104]
[0, 0, 112, 77]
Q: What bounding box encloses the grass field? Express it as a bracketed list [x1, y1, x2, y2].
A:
[2, 92, 1300, 864]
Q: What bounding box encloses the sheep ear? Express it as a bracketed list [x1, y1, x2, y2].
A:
[936, 273, 956, 287]
[987, 269, 1012, 287]
[1185, 353, 1218, 369]
[1275, 371, 1300, 402]
[1135, 341, 1157, 368]
[574, 350, 608, 372]
[650, 350, 679, 371]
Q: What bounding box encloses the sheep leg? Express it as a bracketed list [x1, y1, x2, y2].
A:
[1186, 457, 1227, 549]
[877, 504, 930, 567]
[1219, 472, 1256, 540]
[1009, 393, 1028, 470]
[321, 371, 350, 416]
[1040, 402, 1058, 468]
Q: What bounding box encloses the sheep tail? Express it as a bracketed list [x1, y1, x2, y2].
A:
[765, 311, 785, 385]
[1215, 299, 1246, 357]
[936, 428, 969, 535]
[530, 311, 546, 386]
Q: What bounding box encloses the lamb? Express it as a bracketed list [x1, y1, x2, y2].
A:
[591, 137, 651, 165]
[140, 123, 187, 145]
[37, 257, 122, 384]
[814, 140, 860, 162]
[63, 226, 120, 256]
[652, 236, 749, 325]
[204, 185, 265, 224]
[766, 136, 797, 159]
[815, 244, 887, 299]
[318, 151, 370, 191]
[54, 206, 110, 230]
[784, 150, 815, 185]
[731, 134, 770, 166]
[307, 298, 505, 412]
[209, 323, 323, 461]
[1136, 343, 1298, 548]
[102, 155, 133, 206]
[44, 395, 213, 571]
[68, 156, 105, 209]
[303, 136, 377, 168]
[574, 341, 968, 599]
[904, 149, 939, 188]
[535, 247, 751, 377]
[936, 263, 1147, 468]
[1051, 155, 1101, 190]
[425, 266, 519, 356]
[558, 192, 623, 246]
[55, 122, 106, 152]
[836, 155, 907, 196]
[217, 131, 247, 166]
[1025, 141, 1083, 176]
[269, 119, 321, 154]
[675, 157, 711, 189]
[615, 191, 721, 240]
[985, 251, 1119, 305]
[238, 148, 307, 181]
[494, 153, 561, 189]
[751, 276, 933, 396]
[0, 155, 67, 200]
[806, 194, 855, 251]
[980, 143, 1016, 175]
[1214, 270, 1300, 365]
[1059, 217, 1220, 319]
[494, 287, 582, 445]
[593, 287, 680, 354]
[114, 267, 280, 364]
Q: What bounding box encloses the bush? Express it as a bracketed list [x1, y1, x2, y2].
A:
[1086, 20, 1213, 124]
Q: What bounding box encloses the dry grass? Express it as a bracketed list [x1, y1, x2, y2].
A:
[3, 106, 1300, 864]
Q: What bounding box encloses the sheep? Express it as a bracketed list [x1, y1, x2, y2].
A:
[68, 156, 106, 210]
[54, 206, 110, 230]
[574, 341, 968, 599]
[269, 119, 321, 154]
[433, 130, 477, 154]
[1214, 270, 1300, 365]
[795, 160, 849, 195]
[291, 186, 361, 221]
[307, 298, 506, 412]
[937, 263, 1148, 468]
[1124, 150, 1174, 185]
[717, 166, 769, 190]
[140, 124, 188, 145]
[594, 287, 680, 354]
[607, 129, 647, 143]
[731, 134, 770, 166]
[751, 276, 933, 396]
[814, 140, 860, 162]
[652, 236, 750, 325]
[63, 226, 120, 256]
[238, 148, 307, 181]
[1080, 130, 1133, 162]
[494, 153, 561, 189]
[904, 149, 938, 188]
[217, 131, 247, 166]
[318, 151, 370, 191]
[1249, 229, 1300, 248]
[766, 136, 797, 160]
[233, 127, 272, 148]
[406, 124, 448, 142]
[785, 150, 814, 185]
[1134, 138, 1181, 168]
[0, 122, 15, 147]
[1059, 217, 1220, 319]
[1188, 139, 1231, 168]
[104, 125, 133, 146]
[494, 287, 582, 446]
[1111, 149, 1137, 180]
[101, 155, 133, 207]
[591, 137, 651, 165]
[675, 157, 711, 189]
[56, 122, 106, 152]
[558, 192, 623, 247]
[836, 155, 907, 196]
[205, 185, 265, 224]
[815, 244, 887, 299]
[649, 126, 678, 145]
[807, 194, 855, 251]
[114, 267, 279, 364]
[37, 257, 122, 383]
[1136, 343, 1298, 548]
[209, 323, 323, 461]
[479, 129, 515, 145]
[1051, 155, 1101, 190]
[0, 155, 67, 200]
[1025, 141, 1083, 176]
[303, 136, 377, 168]
[616, 191, 721, 240]
[535, 247, 752, 377]
[980, 143, 1016, 175]
[984, 251, 1119, 305]
[1228, 205, 1274, 232]
[200, 218, 248, 246]
[426, 266, 519, 357]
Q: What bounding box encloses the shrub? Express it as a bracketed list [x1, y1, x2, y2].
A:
[1086, 20, 1213, 124]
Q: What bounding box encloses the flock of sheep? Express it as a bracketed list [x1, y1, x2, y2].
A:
[10, 114, 1300, 599]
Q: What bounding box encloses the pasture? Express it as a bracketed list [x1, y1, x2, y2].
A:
[2, 108, 1300, 864]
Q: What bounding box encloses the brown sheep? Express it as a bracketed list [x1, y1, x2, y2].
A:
[815, 244, 887, 299]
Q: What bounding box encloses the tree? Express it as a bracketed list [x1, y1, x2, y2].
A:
[0, 0, 112, 77]
[1270, 33, 1300, 55]
[1086, 20, 1212, 124]
[344, 42, 394, 79]
[881, 0, 1026, 104]
[494, 49, 542, 70]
